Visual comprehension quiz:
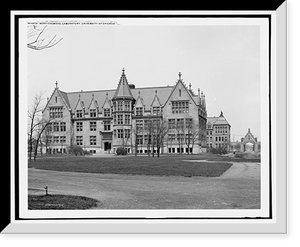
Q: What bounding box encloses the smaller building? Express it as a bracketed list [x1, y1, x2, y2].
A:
[240, 128, 260, 153]
[206, 111, 231, 151]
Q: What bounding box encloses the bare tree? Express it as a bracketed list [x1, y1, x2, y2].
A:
[175, 118, 185, 154]
[153, 118, 168, 158]
[185, 118, 199, 155]
[27, 25, 63, 50]
[28, 92, 44, 161]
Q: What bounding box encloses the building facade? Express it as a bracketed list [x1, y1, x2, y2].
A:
[41, 69, 207, 155]
[206, 112, 231, 151]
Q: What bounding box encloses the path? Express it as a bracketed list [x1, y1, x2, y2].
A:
[28, 162, 260, 209]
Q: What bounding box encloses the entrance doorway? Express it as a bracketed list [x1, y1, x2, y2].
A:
[245, 143, 254, 152]
[104, 142, 111, 151]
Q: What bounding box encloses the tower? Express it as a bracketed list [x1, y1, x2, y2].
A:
[111, 68, 135, 153]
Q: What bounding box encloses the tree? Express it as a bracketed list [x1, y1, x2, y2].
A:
[27, 25, 63, 50]
[185, 118, 199, 155]
[153, 118, 168, 157]
[175, 118, 185, 154]
[28, 92, 44, 161]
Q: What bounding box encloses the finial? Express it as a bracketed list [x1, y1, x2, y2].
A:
[138, 90, 140, 95]
[79, 94, 81, 99]
[189, 83, 191, 90]
[178, 72, 182, 80]
[55, 81, 58, 88]
[155, 89, 157, 95]
[220, 111, 223, 117]
[106, 92, 108, 97]
[122, 68, 125, 75]
[198, 88, 200, 96]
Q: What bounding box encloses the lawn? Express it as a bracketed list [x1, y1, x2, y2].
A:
[28, 155, 233, 177]
[28, 194, 98, 210]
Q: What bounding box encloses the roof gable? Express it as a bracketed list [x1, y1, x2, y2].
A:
[163, 73, 197, 107]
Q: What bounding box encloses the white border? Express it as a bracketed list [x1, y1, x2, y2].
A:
[7, 6, 286, 233]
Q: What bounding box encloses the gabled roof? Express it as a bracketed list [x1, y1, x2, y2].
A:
[112, 68, 134, 100]
[150, 90, 162, 107]
[163, 72, 198, 108]
[207, 111, 230, 127]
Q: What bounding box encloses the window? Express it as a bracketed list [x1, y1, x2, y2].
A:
[137, 135, 143, 145]
[136, 107, 143, 116]
[49, 107, 63, 118]
[168, 134, 176, 141]
[185, 118, 193, 127]
[76, 136, 83, 146]
[60, 136, 66, 143]
[76, 122, 83, 131]
[117, 114, 123, 125]
[104, 108, 111, 117]
[176, 118, 184, 128]
[76, 110, 83, 118]
[124, 114, 130, 125]
[90, 109, 96, 118]
[47, 136, 52, 143]
[124, 129, 131, 138]
[177, 134, 184, 142]
[104, 121, 111, 131]
[60, 122, 66, 132]
[171, 101, 189, 114]
[124, 101, 130, 111]
[117, 129, 123, 138]
[53, 122, 60, 132]
[90, 136, 96, 145]
[216, 137, 218, 142]
[53, 136, 59, 143]
[153, 107, 161, 115]
[90, 122, 96, 131]
[136, 120, 143, 131]
[179, 89, 181, 97]
[117, 101, 123, 111]
[168, 119, 176, 129]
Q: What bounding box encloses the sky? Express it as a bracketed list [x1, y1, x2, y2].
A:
[27, 21, 261, 141]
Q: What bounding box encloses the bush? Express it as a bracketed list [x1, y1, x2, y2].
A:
[210, 147, 228, 155]
[116, 147, 127, 155]
[67, 145, 84, 156]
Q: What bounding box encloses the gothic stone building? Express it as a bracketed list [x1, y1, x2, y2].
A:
[42, 69, 207, 155]
[206, 111, 231, 151]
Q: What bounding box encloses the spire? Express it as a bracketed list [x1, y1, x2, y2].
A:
[178, 72, 182, 81]
[55, 81, 58, 88]
[220, 111, 224, 117]
[113, 68, 134, 100]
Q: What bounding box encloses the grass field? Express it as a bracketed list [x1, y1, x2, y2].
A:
[28, 194, 98, 210]
[28, 154, 233, 177]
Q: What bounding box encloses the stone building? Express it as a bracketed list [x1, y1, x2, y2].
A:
[41, 69, 207, 155]
[206, 111, 231, 151]
[240, 128, 260, 153]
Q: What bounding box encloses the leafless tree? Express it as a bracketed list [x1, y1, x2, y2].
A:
[185, 118, 200, 155]
[153, 118, 168, 158]
[27, 25, 63, 50]
[28, 92, 44, 161]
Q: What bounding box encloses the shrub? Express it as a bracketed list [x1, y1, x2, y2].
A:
[210, 147, 228, 155]
[68, 145, 84, 156]
[116, 147, 127, 155]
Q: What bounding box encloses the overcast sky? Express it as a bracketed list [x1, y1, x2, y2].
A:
[27, 21, 261, 141]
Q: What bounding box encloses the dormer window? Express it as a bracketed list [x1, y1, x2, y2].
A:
[136, 107, 143, 116]
[152, 106, 161, 115]
[104, 108, 111, 117]
[90, 109, 97, 118]
[76, 110, 83, 118]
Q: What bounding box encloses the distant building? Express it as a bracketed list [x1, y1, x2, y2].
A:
[206, 112, 231, 151]
[240, 128, 260, 153]
[41, 69, 208, 155]
[230, 128, 260, 153]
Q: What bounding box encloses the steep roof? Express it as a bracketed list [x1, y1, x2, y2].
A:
[65, 86, 174, 112]
[207, 111, 231, 127]
[112, 68, 134, 100]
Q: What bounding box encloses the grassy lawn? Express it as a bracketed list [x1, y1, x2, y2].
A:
[28, 154, 233, 177]
[28, 194, 98, 210]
